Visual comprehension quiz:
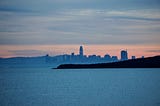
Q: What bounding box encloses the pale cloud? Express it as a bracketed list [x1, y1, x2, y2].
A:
[107, 9, 160, 20]
[0, 8, 160, 45]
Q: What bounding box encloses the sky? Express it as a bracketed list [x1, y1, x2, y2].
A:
[0, 0, 160, 58]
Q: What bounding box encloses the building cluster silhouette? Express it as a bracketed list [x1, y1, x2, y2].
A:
[45, 46, 136, 64]
[0, 46, 146, 66]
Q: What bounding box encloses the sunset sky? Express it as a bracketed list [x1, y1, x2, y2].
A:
[0, 0, 160, 58]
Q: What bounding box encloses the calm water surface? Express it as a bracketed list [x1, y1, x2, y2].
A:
[0, 67, 160, 106]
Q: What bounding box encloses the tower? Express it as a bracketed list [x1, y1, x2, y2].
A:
[79, 46, 83, 56]
[121, 50, 128, 61]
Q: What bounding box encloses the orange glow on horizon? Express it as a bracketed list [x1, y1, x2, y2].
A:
[0, 44, 160, 59]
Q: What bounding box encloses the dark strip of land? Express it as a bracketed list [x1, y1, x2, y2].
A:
[55, 56, 160, 69]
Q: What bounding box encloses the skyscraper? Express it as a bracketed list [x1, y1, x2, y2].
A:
[79, 46, 83, 56]
[121, 50, 128, 61]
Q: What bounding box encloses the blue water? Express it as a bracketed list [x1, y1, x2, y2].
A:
[0, 67, 160, 106]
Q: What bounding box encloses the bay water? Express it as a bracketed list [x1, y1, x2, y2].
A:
[0, 67, 160, 106]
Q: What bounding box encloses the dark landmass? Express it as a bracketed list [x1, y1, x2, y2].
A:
[56, 56, 160, 69]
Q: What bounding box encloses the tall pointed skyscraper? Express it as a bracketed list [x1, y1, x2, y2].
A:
[79, 46, 83, 56]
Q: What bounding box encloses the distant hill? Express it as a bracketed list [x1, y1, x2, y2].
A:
[56, 56, 160, 69]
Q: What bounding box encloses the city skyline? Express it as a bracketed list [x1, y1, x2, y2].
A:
[0, 44, 159, 58]
[0, 0, 160, 58]
[1, 45, 158, 59]
[46, 46, 119, 64]
[0, 46, 132, 65]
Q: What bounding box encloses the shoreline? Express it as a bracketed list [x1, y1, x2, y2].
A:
[55, 56, 160, 69]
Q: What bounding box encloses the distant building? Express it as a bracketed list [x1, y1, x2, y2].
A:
[88, 55, 97, 60]
[104, 54, 111, 61]
[132, 56, 136, 59]
[79, 46, 83, 56]
[121, 50, 128, 61]
[71, 53, 74, 56]
[111, 56, 118, 61]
